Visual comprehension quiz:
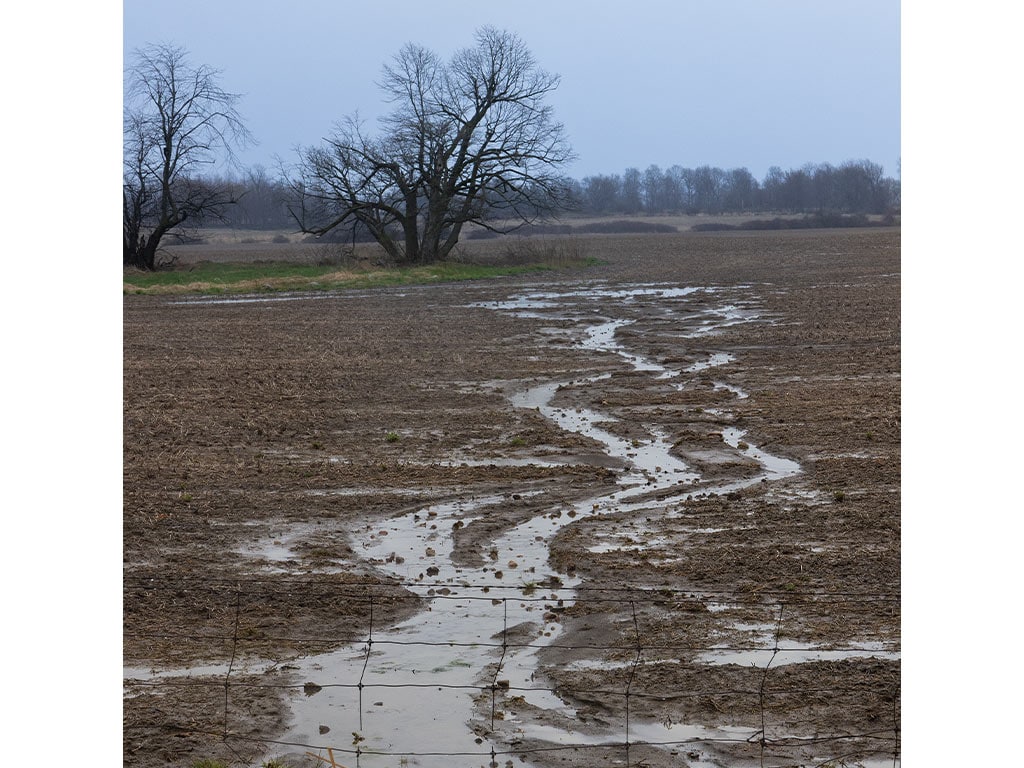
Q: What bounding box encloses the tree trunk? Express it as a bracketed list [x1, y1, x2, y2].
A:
[403, 216, 420, 264]
[125, 225, 169, 271]
[139, 238, 158, 270]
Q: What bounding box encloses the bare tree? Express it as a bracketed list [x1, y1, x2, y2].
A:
[620, 167, 642, 214]
[581, 174, 622, 214]
[123, 43, 252, 270]
[289, 27, 575, 264]
[723, 167, 759, 213]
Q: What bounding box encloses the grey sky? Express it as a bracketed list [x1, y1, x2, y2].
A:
[122, 0, 901, 181]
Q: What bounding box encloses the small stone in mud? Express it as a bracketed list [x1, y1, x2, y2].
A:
[489, 548, 499, 560]
[374, 701, 383, 706]
[319, 725, 330, 734]
[494, 570, 504, 579]
[425, 547, 436, 557]
[303, 682, 322, 696]
[452, 520, 464, 530]
[507, 560, 518, 568]
[426, 566, 439, 576]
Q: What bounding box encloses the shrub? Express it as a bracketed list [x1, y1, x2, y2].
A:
[518, 223, 574, 236]
[500, 237, 588, 266]
[575, 220, 677, 234]
[690, 222, 737, 232]
[691, 213, 882, 233]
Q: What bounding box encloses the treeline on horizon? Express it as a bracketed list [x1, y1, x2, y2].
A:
[206, 158, 900, 232]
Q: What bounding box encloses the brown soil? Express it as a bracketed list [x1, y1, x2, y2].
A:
[124, 228, 900, 767]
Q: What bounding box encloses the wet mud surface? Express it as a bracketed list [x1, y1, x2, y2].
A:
[124, 229, 900, 767]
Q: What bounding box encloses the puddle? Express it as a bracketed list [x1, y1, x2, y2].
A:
[691, 606, 899, 667]
[696, 640, 901, 667]
[685, 351, 735, 372]
[125, 662, 250, 680]
[721, 427, 802, 479]
[580, 319, 669, 375]
[170, 293, 341, 305]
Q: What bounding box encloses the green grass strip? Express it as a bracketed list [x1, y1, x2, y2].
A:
[124, 259, 599, 296]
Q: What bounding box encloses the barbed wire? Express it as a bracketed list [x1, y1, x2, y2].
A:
[125, 580, 900, 767]
[124, 572, 900, 602]
[123, 723, 900, 765]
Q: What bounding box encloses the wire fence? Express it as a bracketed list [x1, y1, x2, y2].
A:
[124, 576, 900, 768]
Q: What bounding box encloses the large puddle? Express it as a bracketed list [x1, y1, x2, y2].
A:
[133, 283, 895, 766]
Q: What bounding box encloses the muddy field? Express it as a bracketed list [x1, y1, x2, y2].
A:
[123, 228, 900, 768]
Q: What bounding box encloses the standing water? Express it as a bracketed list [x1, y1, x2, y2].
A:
[263, 284, 805, 767]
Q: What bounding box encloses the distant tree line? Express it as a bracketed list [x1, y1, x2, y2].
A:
[571, 160, 899, 217]
[202, 158, 899, 232]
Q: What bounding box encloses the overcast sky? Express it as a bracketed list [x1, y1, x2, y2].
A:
[122, 0, 901, 181]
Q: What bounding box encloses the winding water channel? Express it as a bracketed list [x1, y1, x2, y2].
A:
[141, 283, 896, 767]
[253, 283, 837, 767]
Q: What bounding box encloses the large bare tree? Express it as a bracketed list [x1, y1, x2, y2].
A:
[289, 27, 575, 264]
[123, 43, 252, 270]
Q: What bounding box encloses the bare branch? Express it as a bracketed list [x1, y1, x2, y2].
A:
[288, 28, 575, 264]
[123, 43, 253, 269]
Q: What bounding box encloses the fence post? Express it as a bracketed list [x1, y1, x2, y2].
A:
[758, 601, 785, 767]
[223, 588, 242, 741]
[624, 600, 642, 767]
[357, 593, 374, 732]
[490, 598, 509, 732]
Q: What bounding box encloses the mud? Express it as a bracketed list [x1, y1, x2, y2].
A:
[124, 228, 900, 767]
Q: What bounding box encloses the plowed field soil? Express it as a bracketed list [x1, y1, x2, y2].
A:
[124, 228, 900, 768]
